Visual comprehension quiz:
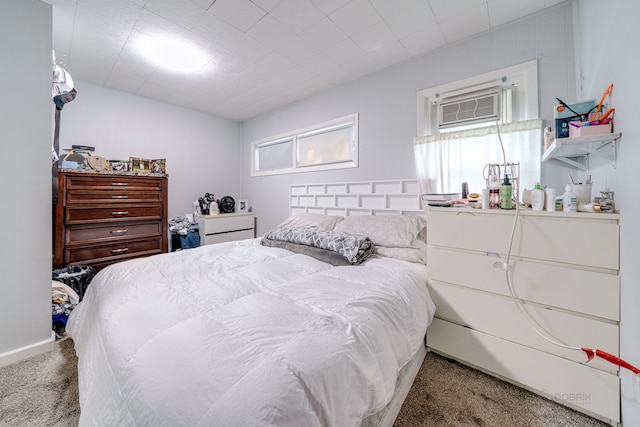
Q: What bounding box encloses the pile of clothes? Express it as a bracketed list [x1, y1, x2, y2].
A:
[52, 265, 96, 336]
[169, 215, 200, 251]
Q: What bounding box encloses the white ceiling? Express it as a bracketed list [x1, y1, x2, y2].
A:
[42, 0, 565, 122]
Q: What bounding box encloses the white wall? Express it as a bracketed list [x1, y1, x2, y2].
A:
[241, 3, 576, 236]
[575, 0, 640, 424]
[59, 81, 242, 218]
[0, 0, 54, 366]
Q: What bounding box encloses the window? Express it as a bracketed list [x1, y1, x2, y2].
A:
[251, 114, 358, 177]
[417, 60, 539, 136]
[414, 60, 542, 199]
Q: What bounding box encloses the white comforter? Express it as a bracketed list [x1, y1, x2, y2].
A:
[67, 238, 435, 427]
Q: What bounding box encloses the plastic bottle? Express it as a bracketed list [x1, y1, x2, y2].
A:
[500, 175, 513, 209]
[530, 182, 545, 211]
[563, 184, 577, 212]
[489, 175, 500, 209]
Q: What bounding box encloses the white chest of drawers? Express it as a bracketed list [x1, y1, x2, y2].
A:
[195, 212, 255, 246]
[426, 207, 620, 425]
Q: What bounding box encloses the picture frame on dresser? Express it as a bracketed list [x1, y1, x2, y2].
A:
[237, 199, 248, 213]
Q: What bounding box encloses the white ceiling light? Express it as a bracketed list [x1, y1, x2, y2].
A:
[135, 34, 209, 73]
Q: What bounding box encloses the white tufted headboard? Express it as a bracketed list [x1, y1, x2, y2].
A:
[289, 179, 424, 217]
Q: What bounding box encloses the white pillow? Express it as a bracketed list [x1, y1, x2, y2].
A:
[376, 245, 427, 264]
[333, 214, 427, 248]
[277, 213, 344, 230]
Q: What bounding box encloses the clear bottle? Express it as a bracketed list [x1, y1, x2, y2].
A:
[500, 175, 513, 209]
[563, 184, 577, 212]
[530, 182, 545, 211]
[488, 173, 500, 209]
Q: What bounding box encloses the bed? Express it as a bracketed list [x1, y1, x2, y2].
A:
[67, 180, 435, 427]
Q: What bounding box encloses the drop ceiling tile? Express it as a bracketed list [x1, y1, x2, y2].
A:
[276, 36, 318, 64]
[270, 0, 325, 34]
[351, 21, 396, 53]
[67, 56, 114, 85]
[137, 80, 173, 101]
[250, 0, 284, 12]
[143, 0, 207, 30]
[221, 34, 270, 63]
[340, 54, 380, 78]
[386, 1, 436, 40]
[191, 11, 244, 45]
[487, 0, 545, 27]
[317, 65, 355, 87]
[428, 0, 485, 23]
[400, 25, 446, 57]
[329, 0, 382, 36]
[300, 52, 338, 75]
[299, 17, 348, 51]
[308, 0, 351, 16]
[209, 0, 267, 32]
[370, 0, 422, 18]
[246, 14, 296, 50]
[133, 11, 220, 62]
[188, 0, 216, 10]
[105, 69, 147, 93]
[323, 38, 364, 65]
[254, 51, 295, 75]
[367, 40, 411, 68]
[439, 4, 490, 44]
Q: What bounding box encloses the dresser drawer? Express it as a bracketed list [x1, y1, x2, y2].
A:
[65, 175, 164, 192]
[66, 190, 163, 204]
[65, 221, 163, 245]
[428, 246, 620, 320]
[66, 204, 163, 224]
[427, 209, 619, 270]
[203, 229, 255, 245]
[199, 214, 254, 234]
[65, 237, 163, 265]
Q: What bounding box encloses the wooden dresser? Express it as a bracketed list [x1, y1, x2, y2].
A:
[426, 207, 620, 425]
[54, 171, 168, 270]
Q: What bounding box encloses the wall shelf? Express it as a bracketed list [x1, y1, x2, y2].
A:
[541, 132, 621, 170]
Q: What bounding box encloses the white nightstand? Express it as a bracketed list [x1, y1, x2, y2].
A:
[195, 212, 255, 246]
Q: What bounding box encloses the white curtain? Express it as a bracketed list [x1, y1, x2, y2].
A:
[414, 119, 543, 198]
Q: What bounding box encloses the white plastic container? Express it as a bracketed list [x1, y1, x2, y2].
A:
[563, 184, 577, 212]
[530, 182, 545, 211]
[545, 188, 556, 211]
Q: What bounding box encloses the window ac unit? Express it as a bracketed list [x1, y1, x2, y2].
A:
[438, 88, 500, 129]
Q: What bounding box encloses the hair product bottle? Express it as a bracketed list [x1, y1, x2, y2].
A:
[530, 182, 545, 211]
[563, 184, 577, 212]
[500, 175, 512, 209]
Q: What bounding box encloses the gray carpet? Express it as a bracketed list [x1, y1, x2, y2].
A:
[0, 338, 607, 427]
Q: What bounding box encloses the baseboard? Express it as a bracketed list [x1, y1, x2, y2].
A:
[0, 331, 56, 369]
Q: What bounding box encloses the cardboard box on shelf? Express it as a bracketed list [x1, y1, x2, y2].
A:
[568, 122, 612, 138]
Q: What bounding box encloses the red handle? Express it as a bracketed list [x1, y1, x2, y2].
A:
[583, 347, 640, 374]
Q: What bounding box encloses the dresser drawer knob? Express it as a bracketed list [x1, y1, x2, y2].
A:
[111, 211, 129, 216]
[111, 182, 129, 187]
[110, 248, 129, 254]
[110, 229, 128, 235]
[111, 195, 129, 199]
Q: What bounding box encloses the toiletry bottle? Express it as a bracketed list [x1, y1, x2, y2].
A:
[530, 182, 545, 211]
[563, 184, 577, 212]
[500, 175, 512, 209]
[489, 176, 500, 209]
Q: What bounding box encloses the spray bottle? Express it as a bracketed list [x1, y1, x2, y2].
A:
[500, 174, 513, 209]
